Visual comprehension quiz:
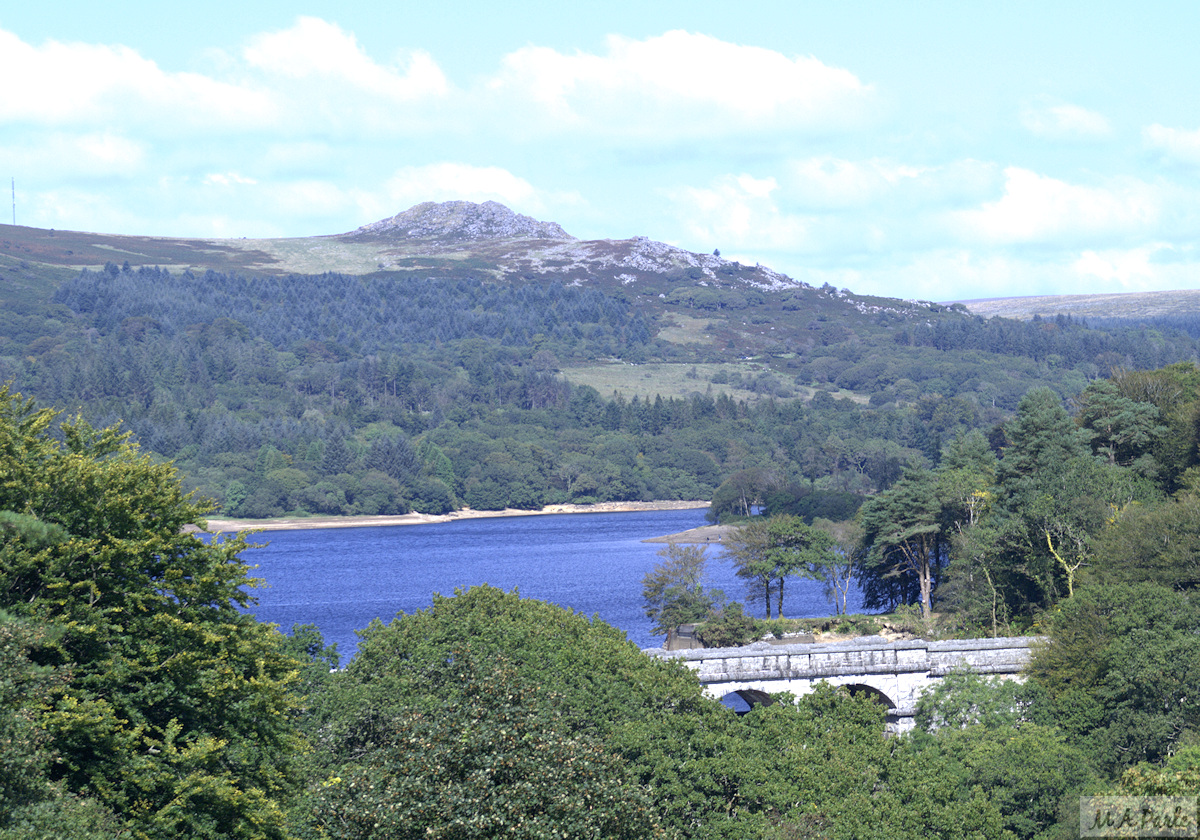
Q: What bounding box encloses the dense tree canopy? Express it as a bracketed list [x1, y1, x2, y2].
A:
[0, 386, 303, 839]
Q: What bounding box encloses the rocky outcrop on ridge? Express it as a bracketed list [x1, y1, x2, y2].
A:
[353, 200, 575, 242]
[344, 199, 811, 295]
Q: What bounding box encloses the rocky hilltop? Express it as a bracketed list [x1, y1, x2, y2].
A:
[338, 200, 804, 294]
[353, 200, 575, 242]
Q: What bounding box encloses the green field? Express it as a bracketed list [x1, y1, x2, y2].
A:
[560, 361, 834, 403]
[656, 314, 721, 346]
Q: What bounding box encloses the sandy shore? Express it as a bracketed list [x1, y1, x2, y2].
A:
[197, 500, 710, 534]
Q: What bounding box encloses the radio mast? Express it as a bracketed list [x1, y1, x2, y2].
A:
[10, 178, 13, 226]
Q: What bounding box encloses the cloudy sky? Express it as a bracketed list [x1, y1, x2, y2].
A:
[3, 2, 1198, 301]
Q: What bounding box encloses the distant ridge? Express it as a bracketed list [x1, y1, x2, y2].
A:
[10, 200, 1199, 328]
[956, 288, 1200, 321]
[352, 200, 575, 242]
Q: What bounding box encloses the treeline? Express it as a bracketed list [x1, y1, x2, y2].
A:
[898, 311, 1191, 369]
[701, 362, 1200, 635]
[703, 364, 1200, 624]
[3, 390, 1197, 839]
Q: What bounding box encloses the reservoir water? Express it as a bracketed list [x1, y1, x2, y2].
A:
[241, 508, 864, 665]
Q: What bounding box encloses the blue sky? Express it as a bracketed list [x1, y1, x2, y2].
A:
[3, 2, 1199, 301]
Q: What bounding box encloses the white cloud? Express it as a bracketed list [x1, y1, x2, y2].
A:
[662, 156, 1200, 302]
[488, 30, 874, 137]
[950, 167, 1159, 245]
[1072, 245, 1170, 286]
[1020, 101, 1111, 140]
[779, 157, 998, 212]
[811, 249, 1185, 303]
[1, 132, 146, 179]
[243, 17, 448, 101]
[668, 174, 811, 251]
[666, 157, 1005, 261]
[261, 141, 335, 167]
[27, 187, 154, 234]
[73, 133, 144, 169]
[784, 157, 921, 209]
[0, 20, 450, 138]
[382, 163, 540, 207]
[203, 172, 258, 187]
[1144, 124, 1200, 166]
[0, 23, 870, 162]
[260, 180, 358, 217]
[855, 250, 1023, 301]
[0, 28, 274, 129]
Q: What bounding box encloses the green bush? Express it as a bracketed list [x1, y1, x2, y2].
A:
[696, 603, 761, 647]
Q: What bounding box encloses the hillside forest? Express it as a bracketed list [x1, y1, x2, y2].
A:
[5, 259, 1200, 527]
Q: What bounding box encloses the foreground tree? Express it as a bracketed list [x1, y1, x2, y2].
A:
[302, 586, 1017, 839]
[309, 651, 665, 840]
[1028, 582, 1200, 775]
[0, 612, 128, 838]
[301, 586, 704, 838]
[0, 387, 303, 839]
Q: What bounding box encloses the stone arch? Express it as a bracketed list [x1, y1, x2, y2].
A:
[720, 688, 777, 715]
[843, 683, 896, 710]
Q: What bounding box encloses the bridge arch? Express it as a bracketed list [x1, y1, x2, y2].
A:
[720, 688, 776, 714]
[844, 683, 896, 710]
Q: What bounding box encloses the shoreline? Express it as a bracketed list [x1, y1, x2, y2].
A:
[197, 499, 710, 534]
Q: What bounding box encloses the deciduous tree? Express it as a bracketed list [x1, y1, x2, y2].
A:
[811, 517, 863, 615]
[301, 586, 708, 838]
[723, 516, 835, 618]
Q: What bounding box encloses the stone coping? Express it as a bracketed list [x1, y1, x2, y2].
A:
[644, 635, 1043, 660]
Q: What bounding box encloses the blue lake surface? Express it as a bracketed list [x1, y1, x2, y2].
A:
[240, 508, 864, 665]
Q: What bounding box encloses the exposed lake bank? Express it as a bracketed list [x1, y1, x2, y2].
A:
[200, 499, 710, 534]
[641, 524, 733, 544]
